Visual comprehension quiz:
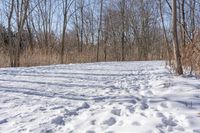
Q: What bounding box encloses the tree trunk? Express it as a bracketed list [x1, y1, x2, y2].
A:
[8, 0, 15, 67]
[60, 0, 68, 64]
[96, 0, 103, 62]
[80, 0, 84, 53]
[181, 0, 186, 47]
[172, 0, 183, 75]
[121, 0, 125, 61]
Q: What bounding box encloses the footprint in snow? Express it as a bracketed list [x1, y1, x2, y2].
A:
[0, 119, 8, 124]
[174, 126, 185, 132]
[40, 129, 53, 133]
[129, 99, 137, 104]
[76, 102, 90, 111]
[140, 103, 149, 110]
[139, 98, 149, 110]
[86, 130, 95, 133]
[146, 90, 154, 95]
[64, 109, 78, 117]
[126, 105, 135, 113]
[160, 102, 168, 108]
[111, 109, 121, 116]
[167, 127, 173, 132]
[103, 117, 116, 126]
[64, 102, 90, 117]
[90, 120, 96, 125]
[162, 117, 177, 127]
[105, 131, 113, 133]
[39, 107, 46, 111]
[155, 112, 164, 118]
[156, 116, 178, 132]
[51, 116, 65, 125]
[132, 121, 141, 126]
[193, 129, 200, 133]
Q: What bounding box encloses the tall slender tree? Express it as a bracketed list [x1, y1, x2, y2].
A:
[14, 0, 29, 67]
[96, 0, 103, 62]
[7, 0, 15, 67]
[120, 0, 126, 61]
[172, 0, 183, 75]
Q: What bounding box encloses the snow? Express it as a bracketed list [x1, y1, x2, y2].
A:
[51, 116, 65, 126]
[0, 61, 200, 133]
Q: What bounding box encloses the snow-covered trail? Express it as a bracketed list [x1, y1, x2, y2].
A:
[0, 61, 200, 133]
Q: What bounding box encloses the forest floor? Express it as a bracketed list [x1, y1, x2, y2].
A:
[0, 61, 200, 133]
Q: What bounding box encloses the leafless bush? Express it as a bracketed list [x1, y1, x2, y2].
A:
[181, 42, 200, 75]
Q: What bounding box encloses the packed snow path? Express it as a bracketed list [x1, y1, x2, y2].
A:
[0, 61, 200, 133]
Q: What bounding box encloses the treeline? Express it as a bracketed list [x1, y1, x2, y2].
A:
[0, 0, 199, 75]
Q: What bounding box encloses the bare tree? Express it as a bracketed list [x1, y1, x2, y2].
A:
[172, 0, 183, 75]
[60, 0, 74, 64]
[14, 0, 29, 67]
[0, 0, 186, 68]
[7, 0, 15, 67]
[96, 0, 103, 62]
[190, 0, 196, 42]
[120, 0, 126, 61]
[181, 0, 186, 47]
[74, 0, 80, 52]
[80, 0, 84, 52]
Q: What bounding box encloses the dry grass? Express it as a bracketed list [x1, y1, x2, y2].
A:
[181, 42, 200, 75]
[0, 45, 164, 68]
[0, 52, 9, 67]
[0, 47, 103, 67]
